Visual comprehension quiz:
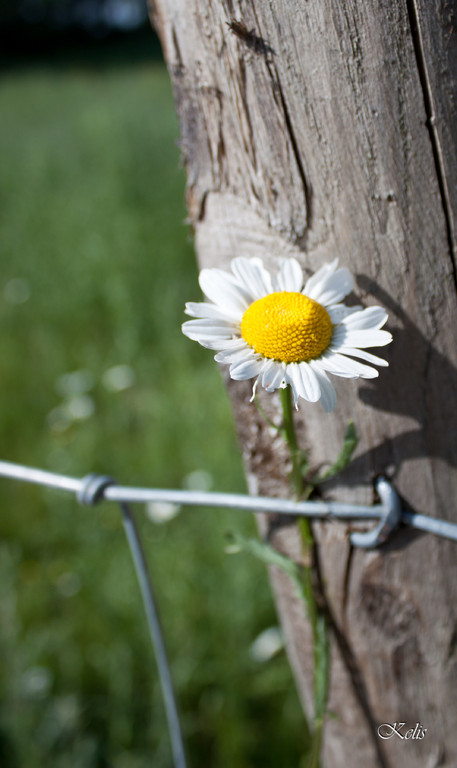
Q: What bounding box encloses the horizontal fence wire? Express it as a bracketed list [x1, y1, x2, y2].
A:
[0, 459, 383, 517]
[1, 459, 457, 540]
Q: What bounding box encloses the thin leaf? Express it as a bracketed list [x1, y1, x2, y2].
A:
[226, 532, 304, 595]
[313, 613, 330, 721]
[253, 395, 285, 435]
[299, 450, 310, 481]
[314, 421, 358, 483]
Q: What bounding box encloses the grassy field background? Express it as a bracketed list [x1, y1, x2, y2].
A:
[0, 37, 306, 767]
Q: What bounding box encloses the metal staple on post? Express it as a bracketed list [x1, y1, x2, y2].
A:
[2, 457, 457, 768]
[349, 477, 402, 548]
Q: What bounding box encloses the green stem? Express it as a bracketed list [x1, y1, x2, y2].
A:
[279, 386, 330, 768]
[279, 386, 304, 499]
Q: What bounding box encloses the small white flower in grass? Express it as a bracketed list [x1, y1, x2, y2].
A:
[21, 666, 53, 699]
[56, 369, 94, 398]
[182, 258, 392, 412]
[183, 469, 213, 492]
[146, 501, 181, 523]
[102, 364, 136, 392]
[250, 626, 284, 663]
[4, 278, 31, 305]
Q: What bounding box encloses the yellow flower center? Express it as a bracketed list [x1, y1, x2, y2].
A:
[240, 292, 333, 363]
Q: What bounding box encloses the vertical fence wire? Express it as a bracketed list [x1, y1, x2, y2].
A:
[120, 502, 189, 768]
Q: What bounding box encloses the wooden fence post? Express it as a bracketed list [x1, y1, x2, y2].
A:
[149, 2, 457, 765]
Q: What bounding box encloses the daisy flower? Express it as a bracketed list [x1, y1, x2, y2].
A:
[182, 258, 392, 412]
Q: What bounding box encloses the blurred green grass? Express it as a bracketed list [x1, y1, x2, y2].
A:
[0, 45, 305, 768]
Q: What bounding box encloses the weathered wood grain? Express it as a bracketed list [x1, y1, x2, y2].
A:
[150, 1, 457, 765]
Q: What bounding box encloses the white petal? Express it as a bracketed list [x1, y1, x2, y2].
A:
[212, 337, 246, 349]
[229, 358, 264, 381]
[328, 303, 362, 324]
[303, 259, 339, 297]
[261, 359, 276, 388]
[184, 301, 238, 322]
[319, 351, 379, 379]
[284, 369, 300, 407]
[261, 359, 287, 391]
[295, 362, 321, 402]
[214, 345, 255, 364]
[341, 306, 388, 330]
[335, 346, 389, 367]
[309, 361, 337, 412]
[284, 366, 308, 407]
[231, 258, 273, 300]
[181, 318, 237, 340]
[195, 339, 236, 351]
[250, 375, 261, 401]
[337, 329, 392, 348]
[285, 363, 318, 404]
[189, 341, 232, 351]
[308, 268, 354, 307]
[274, 258, 304, 292]
[199, 269, 251, 317]
[181, 329, 233, 346]
[188, 335, 243, 352]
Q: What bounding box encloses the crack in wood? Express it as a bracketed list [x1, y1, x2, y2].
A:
[266, 57, 312, 240]
[313, 540, 389, 768]
[248, 3, 311, 241]
[171, 25, 183, 68]
[406, 0, 457, 291]
[341, 541, 354, 623]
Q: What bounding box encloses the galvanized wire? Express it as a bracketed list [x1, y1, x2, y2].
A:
[120, 502, 188, 768]
[1, 458, 456, 541]
[0, 459, 382, 518]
